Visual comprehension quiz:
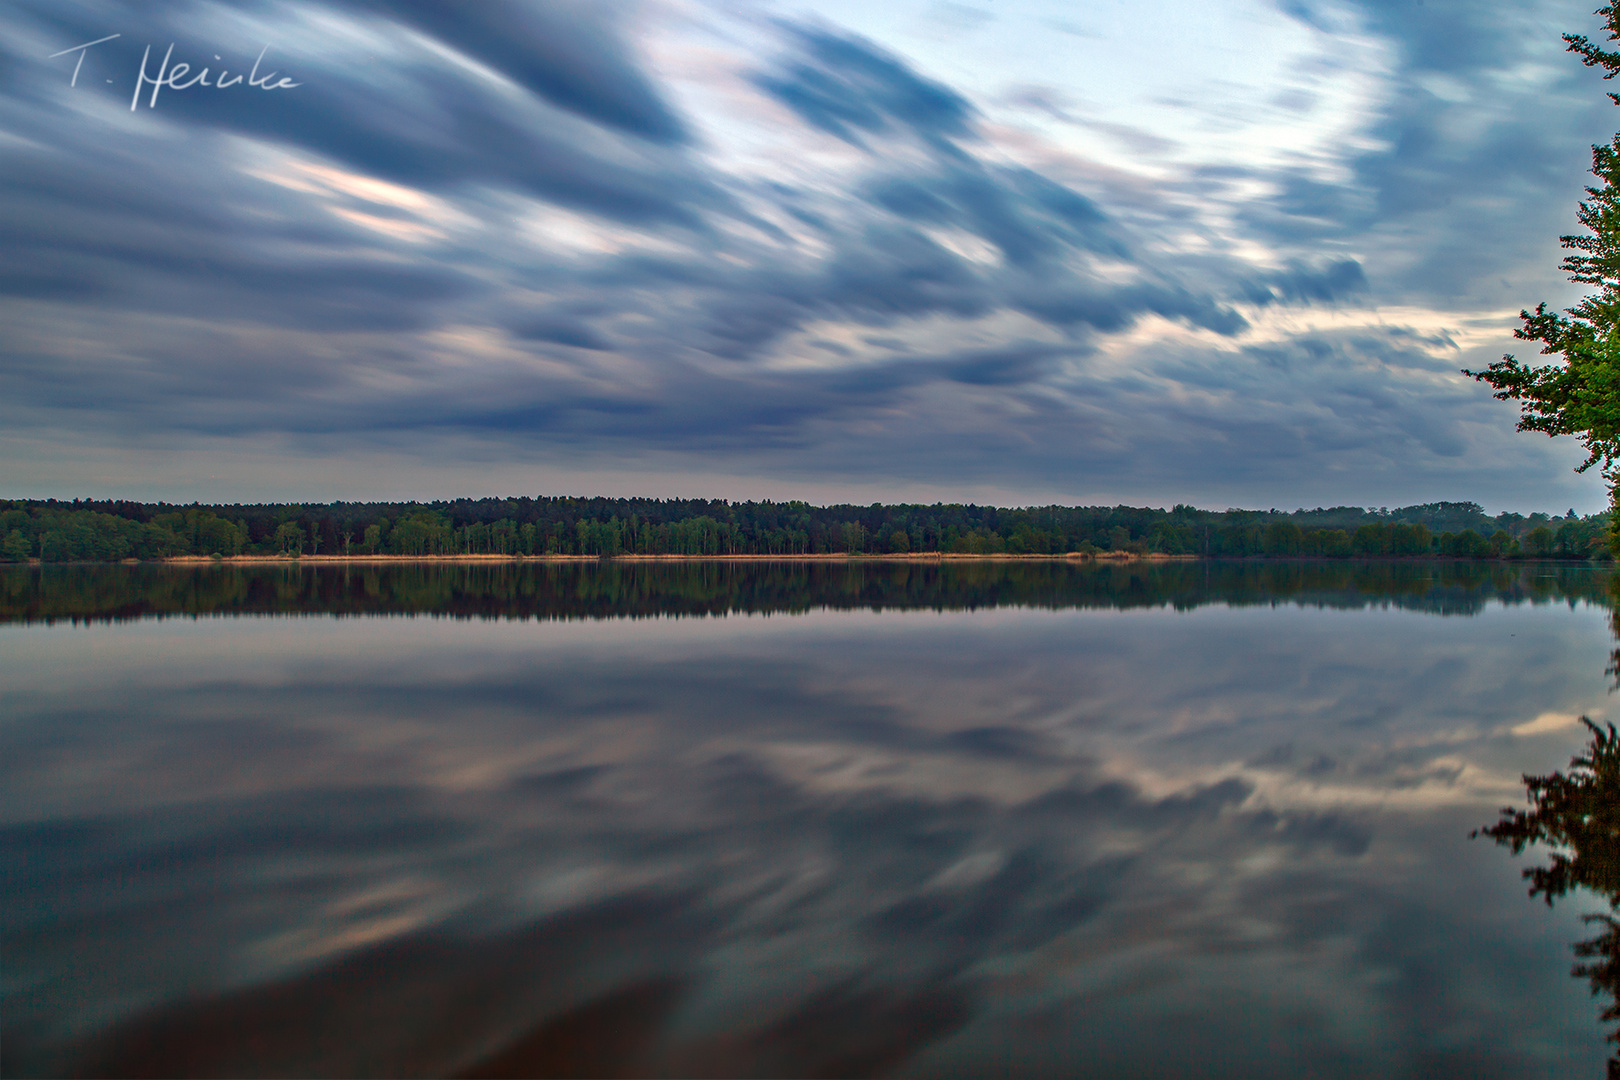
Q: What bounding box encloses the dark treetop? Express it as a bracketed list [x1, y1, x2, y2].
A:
[1, 497, 1608, 563]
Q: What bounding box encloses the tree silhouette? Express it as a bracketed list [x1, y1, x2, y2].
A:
[1477, 717, 1620, 1074]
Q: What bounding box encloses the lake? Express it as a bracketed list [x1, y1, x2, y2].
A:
[2, 559, 1615, 1077]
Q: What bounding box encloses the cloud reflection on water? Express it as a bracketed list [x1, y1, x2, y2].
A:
[0, 564, 1613, 1076]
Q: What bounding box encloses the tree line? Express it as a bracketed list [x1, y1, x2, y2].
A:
[0, 497, 1610, 563]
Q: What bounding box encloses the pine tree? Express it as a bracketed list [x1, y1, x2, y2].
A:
[1466, 6, 1620, 552]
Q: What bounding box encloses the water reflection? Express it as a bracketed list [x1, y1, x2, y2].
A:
[0, 558, 1609, 623]
[2, 561, 1615, 1076]
[1479, 714, 1620, 1074]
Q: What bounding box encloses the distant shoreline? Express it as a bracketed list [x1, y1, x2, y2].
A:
[7, 497, 1598, 563]
[8, 551, 1598, 566]
[22, 551, 1198, 566]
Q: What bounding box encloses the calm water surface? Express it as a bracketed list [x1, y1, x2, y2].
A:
[2, 560, 1615, 1077]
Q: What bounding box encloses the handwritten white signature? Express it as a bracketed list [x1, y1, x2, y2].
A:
[49, 35, 301, 110]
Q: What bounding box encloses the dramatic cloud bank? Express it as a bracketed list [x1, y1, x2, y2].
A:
[1, 0, 1615, 508]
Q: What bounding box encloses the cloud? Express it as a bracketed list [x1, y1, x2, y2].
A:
[0, 0, 1612, 509]
[1237, 259, 1369, 306]
[753, 22, 977, 149]
[507, 317, 612, 351]
[1510, 710, 1582, 736]
[864, 164, 1120, 267]
[343, 0, 690, 144]
[1242, 0, 1618, 314]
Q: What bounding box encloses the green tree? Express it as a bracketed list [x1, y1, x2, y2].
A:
[273, 521, 305, 555]
[1263, 520, 1302, 556]
[1352, 523, 1390, 556]
[3, 529, 31, 561]
[1466, 8, 1620, 553]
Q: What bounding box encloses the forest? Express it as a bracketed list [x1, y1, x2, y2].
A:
[0, 496, 1609, 563]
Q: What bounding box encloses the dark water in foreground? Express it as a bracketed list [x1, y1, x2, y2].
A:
[1, 560, 1616, 1077]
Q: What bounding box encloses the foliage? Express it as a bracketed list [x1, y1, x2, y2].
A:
[1466, 7, 1620, 556]
[0, 498, 1608, 563]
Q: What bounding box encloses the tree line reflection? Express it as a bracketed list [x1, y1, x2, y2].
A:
[1, 558, 1608, 624]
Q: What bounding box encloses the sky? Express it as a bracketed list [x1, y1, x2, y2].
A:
[4, 0, 1619, 513]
